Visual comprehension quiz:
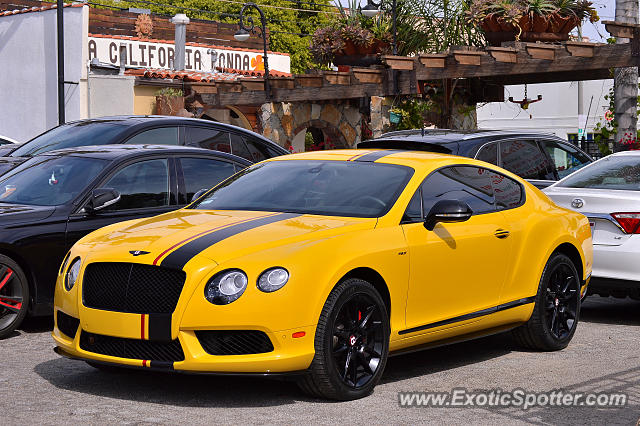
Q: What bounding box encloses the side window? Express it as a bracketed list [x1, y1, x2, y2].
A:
[500, 140, 555, 180]
[540, 140, 591, 179]
[403, 188, 422, 222]
[185, 127, 231, 153]
[244, 138, 270, 162]
[475, 143, 498, 165]
[486, 170, 524, 210]
[422, 166, 495, 215]
[125, 127, 179, 145]
[101, 159, 170, 210]
[180, 157, 236, 202]
[230, 134, 252, 160]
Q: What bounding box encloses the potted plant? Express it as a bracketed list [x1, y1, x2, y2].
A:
[466, 0, 599, 46]
[155, 87, 184, 116]
[310, 0, 392, 67]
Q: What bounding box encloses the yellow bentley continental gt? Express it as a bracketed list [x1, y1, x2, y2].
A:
[52, 149, 592, 400]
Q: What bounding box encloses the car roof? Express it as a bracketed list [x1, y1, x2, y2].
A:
[359, 129, 563, 149]
[41, 144, 252, 165]
[59, 115, 280, 145]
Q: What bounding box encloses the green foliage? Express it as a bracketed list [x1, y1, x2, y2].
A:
[593, 83, 640, 155]
[389, 98, 436, 130]
[155, 87, 183, 97]
[95, 0, 333, 74]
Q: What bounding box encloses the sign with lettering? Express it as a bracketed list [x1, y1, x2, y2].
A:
[88, 36, 291, 74]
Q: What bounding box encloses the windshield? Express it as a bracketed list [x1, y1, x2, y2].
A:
[11, 121, 127, 157]
[0, 156, 109, 206]
[192, 160, 414, 218]
[557, 155, 640, 190]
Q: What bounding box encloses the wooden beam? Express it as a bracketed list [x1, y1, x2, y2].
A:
[479, 69, 612, 85]
[381, 55, 415, 70]
[565, 42, 598, 58]
[419, 54, 448, 68]
[486, 47, 518, 63]
[416, 43, 639, 81]
[603, 20, 640, 38]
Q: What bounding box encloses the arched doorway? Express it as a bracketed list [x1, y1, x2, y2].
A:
[199, 107, 253, 131]
[291, 120, 348, 152]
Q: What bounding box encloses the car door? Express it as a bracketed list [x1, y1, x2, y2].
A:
[176, 155, 241, 205]
[539, 139, 592, 180]
[401, 165, 511, 333]
[65, 156, 177, 249]
[498, 139, 556, 182]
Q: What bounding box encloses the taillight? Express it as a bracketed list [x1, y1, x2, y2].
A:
[611, 213, 640, 234]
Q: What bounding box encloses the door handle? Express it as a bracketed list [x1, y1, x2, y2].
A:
[494, 229, 510, 239]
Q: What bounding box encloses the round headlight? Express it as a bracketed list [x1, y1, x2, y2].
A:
[65, 257, 81, 291]
[257, 267, 289, 293]
[205, 269, 248, 305]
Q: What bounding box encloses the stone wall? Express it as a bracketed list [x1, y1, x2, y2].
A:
[260, 101, 362, 150]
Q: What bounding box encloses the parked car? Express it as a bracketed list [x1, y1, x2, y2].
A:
[53, 149, 591, 400]
[358, 129, 593, 188]
[544, 151, 640, 300]
[0, 135, 19, 157]
[0, 145, 251, 338]
[0, 116, 288, 176]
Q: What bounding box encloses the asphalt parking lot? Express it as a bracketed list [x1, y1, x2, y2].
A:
[1, 296, 638, 425]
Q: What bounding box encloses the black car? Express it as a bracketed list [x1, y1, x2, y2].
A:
[0, 145, 251, 338]
[0, 115, 288, 176]
[358, 129, 594, 188]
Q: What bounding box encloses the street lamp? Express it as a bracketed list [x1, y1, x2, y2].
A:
[361, 0, 397, 56]
[234, 2, 270, 97]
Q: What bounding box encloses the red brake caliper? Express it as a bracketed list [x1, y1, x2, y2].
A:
[0, 269, 21, 311]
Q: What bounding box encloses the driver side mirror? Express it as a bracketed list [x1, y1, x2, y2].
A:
[424, 200, 472, 231]
[191, 188, 209, 203]
[85, 188, 120, 214]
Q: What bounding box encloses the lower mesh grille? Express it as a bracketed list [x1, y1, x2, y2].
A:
[80, 332, 185, 362]
[56, 311, 80, 339]
[195, 330, 274, 355]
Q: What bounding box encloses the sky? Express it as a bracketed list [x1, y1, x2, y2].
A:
[582, 0, 617, 42]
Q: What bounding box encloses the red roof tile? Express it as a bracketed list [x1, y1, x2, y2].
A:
[126, 68, 242, 82]
[0, 2, 83, 17]
[216, 67, 292, 78]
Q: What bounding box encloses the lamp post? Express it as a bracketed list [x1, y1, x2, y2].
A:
[235, 3, 270, 97]
[361, 0, 397, 55]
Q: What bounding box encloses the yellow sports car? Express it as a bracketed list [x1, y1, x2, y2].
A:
[53, 150, 592, 400]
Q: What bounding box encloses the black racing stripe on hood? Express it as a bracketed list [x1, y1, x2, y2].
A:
[352, 150, 405, 162]
[160, 212, 301, 270]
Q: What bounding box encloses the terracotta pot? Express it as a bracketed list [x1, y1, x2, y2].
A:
[155, 96, 184, 116]
[549, 13, 568, 32]
[531, 14, 549, 32]
[483, 14, 502, 32]
[559, 15, 579, 34]
[518, 15, 532, 32]
[341, 40, 358, 56]
[498, 17, 517, 32]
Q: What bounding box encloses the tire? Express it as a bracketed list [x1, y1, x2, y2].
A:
[0, 254, 29, 339]
[298, 278, 390, 400]
[512, 252, 581, 351]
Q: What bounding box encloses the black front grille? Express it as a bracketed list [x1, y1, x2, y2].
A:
[56, 311, 80, 339]
[195, 330, 274, 355]
[80, 331, 185, 362]
[82, 263, 186, 314]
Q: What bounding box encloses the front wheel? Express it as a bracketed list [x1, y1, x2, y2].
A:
[512, 252, 580, 351]
[298, 279, 390, 400]
[0, 254, 29, 339]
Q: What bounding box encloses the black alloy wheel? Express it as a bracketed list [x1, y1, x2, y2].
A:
[512, 252, 580, 351]
[0, 254, 29, 339]
[299, 279, 390, 400]
[544, 263, 579, 340]
[332, 293, 385, 389]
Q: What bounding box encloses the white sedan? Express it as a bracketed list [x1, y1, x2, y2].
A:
[544, 151, 640, 300]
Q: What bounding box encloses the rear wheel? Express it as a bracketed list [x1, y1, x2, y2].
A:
[0, 254, 29, 339]
[298, 279, 390, 400]
[513, 253, 580, 351]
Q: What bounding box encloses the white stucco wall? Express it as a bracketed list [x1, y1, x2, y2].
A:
[477, 80, 613, 140]
[0, 6, 89, 142]
[88, 75, 135, 117]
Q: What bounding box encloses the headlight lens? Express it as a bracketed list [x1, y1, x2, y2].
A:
[257, 267, 289, 293]
[205, 269, 248, 305]
[65, 258, 81, 291]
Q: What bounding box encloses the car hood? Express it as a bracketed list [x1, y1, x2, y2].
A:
[0, 156, 26, 175]
[0, 203, 56, 225]
[79, 209, 377, 267]
[544, 186, 640, 214]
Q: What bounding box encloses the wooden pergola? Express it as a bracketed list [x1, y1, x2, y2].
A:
[175, 20, 640, 108]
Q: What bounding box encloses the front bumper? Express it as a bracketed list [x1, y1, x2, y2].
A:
[52, 314, 316, 373]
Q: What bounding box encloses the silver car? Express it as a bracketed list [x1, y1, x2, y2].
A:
[544, 151, 640, 300]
